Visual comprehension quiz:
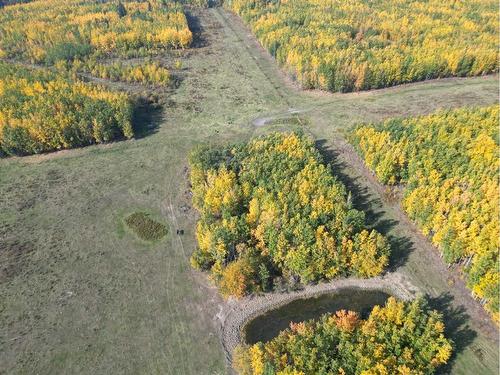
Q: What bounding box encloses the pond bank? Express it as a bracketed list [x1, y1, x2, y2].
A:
[216, 272, 419, 364]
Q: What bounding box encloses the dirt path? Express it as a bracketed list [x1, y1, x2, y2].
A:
[214, 8, 300, 103]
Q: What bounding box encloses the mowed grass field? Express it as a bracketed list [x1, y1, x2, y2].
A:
[0, 7, 498, 375]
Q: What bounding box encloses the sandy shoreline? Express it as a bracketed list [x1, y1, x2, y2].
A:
[215, 272, 419, 365]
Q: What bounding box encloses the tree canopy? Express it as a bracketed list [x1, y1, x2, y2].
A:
[350, 106, 499, 321]
[0, 61, 133, 155]
[190, 132, 390, 297]
[225, 0, 498, 92]
[233, 297, 452, 375]
[234, 297, 453, 375]
[0, 0, 192, 64]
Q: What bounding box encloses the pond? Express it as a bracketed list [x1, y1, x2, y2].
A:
[243, 287, 391, 344]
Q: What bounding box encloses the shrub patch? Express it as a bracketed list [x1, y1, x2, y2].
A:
[124, 212, 168, 242]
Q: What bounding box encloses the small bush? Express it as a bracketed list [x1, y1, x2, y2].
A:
[124, 212, 168, 241]
[45, 41, 92, 65]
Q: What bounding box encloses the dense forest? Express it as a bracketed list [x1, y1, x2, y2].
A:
[226, 0, 498, 92]
[0, 0, 193, 156]
[350, 106, 499, 321]
[234, 297, 453, 374]
[0, 61, 133, 155]
[0, 0, 191, 85]
[190, 133, 390, 297]
[0, 0, 192, 63]
[62, 59, 172, 86]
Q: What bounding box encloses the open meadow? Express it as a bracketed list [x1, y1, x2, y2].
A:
[0, 5, 498, 375]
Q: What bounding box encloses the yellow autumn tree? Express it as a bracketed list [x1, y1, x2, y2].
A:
[226, 0, 497, 92]
[350, 106, 499, 319]
[234, 297, 452, 374]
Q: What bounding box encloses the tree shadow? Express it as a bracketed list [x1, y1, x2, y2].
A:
[315, 140, 381, 219]
[184, 9, 208, 49]
[427, 293, 478, 374]
[385, 234, 413, 271]
[132, 97, 163, 139]
[314, 139, 413, 269]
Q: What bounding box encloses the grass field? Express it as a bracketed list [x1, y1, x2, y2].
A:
[0, 7, 498, 375]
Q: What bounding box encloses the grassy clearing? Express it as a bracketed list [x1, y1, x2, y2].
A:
[0, 8, 287, 374]
[124, 212, 168, 242]
[0, 7, 498, 375]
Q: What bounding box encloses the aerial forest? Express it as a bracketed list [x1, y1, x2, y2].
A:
[226, 0, 498, 92]
[189, 132, 390, 297]
[0, 0, 192, 64]
[234, 297, 453, 375]
[0, 0, 193, 156]
[0, 61, 133, 155]
[350, 106, 499, 321]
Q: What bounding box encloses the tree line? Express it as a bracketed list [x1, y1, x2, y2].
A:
[0, 0, 192, 64]
[58, 59, 172, 86]
[350, 106, 499, 321]
[0, 61, 133, 156]
[189, 132, 390, 298]
[226, 0, 498, 92]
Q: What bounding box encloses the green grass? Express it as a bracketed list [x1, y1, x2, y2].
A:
[0, 7, 498, 375]
[124, 212, 168, 242]
[266, 115, 309, 127]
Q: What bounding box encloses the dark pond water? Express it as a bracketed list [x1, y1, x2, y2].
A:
[244, 287, 391, 344]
